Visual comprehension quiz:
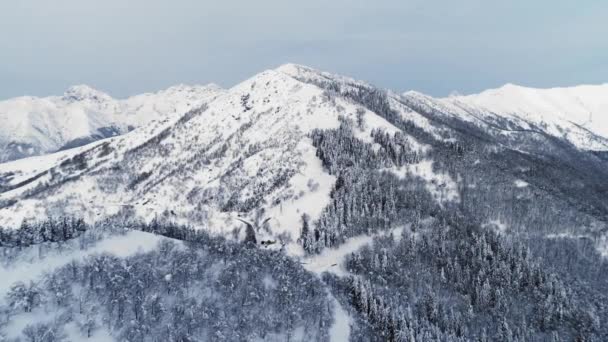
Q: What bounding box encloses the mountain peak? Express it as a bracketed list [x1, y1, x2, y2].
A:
[275, 63, 315, 75]
[501, 82, 520, 88]
[63, 84, 112, 102]
[496, 82, 525, 92]
[275, 63, 373, 92]
[402, 90, 427, 98]
[0, 82, 223, 163]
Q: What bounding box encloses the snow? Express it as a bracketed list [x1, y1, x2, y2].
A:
[0, 140, 96, 175]
[329, 297, 352, 342]
[0, 83, 223, 162]
[453, 83, 608, 136]
[4, 64, 607, 340]
[547, 232, 608, 259]
[483, 219, 508, 234]
[3, 311, 54, 339]
[64, 322, 115, 342]
[302, 226, 404, 276]
[0, 64, 427, 248]
[386, 160, 460, 204]
[351, 106, 402, 143]
[0, 230, 166, 341]
[397, 92, 464, 142]
[597, 234, 608, 259]
[0, 230, 172, 300]
[546, 232, 588, 239]
[399, 83, 608, 151]
[445, 83, 608, 150]
[262, 275, 277, 290]
[299, 226, 404, 342]
[277, 63, 371, 92]
[3, 311, 115, 341]
[303, 234, 374, 276]
[0, 142, 97, 189]
[265, 138, 336, 241]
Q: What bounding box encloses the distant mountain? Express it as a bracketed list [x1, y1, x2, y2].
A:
[399, 83, 608, 152]
[0, 83, 223, 162]
[443, 83, 608, 151]
[1, 65, 607, 341]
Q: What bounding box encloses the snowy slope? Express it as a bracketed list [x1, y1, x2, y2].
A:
[0, 84, 223, 162]
[0, 229, 173, 341]
[437, 83, 608, 150]
[2, 65, 607, 342]
[1, 64, 606, 249]
[0, 230, 171, 298]
[0, 65, 426, 247]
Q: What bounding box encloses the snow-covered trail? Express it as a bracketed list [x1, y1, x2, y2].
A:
[299, 226, 404, 342]
[329, 297, 352, 342]
[302, 226, 405, 276]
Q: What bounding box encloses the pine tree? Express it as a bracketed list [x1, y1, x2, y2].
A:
[300, 213, 311, 252]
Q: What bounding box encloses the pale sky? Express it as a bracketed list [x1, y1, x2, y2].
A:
[1, 0, 606, 99]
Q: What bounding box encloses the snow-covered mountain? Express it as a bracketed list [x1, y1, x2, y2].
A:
[1, 64, 606, 242]
[400, 83, 608, 152]
[0, 83, 223, 162]
[3, 72, 606, 166]
[2, 64, 608, 341]
[449, 83, 608, 140]
[0, 64, 408, 244]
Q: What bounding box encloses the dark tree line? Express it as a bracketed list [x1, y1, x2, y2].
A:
[0, 216, 87, 248]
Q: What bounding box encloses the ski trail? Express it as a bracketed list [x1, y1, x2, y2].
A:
[329, 296, 351, 342]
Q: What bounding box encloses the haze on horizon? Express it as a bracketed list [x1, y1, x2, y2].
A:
[1, 0, 606, 100]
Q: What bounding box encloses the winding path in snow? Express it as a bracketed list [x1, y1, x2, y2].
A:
[299, 226, 404, 342]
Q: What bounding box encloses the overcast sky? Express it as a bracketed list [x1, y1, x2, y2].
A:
[1, 0, 606, 99]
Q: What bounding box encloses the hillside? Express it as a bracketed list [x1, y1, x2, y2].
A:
[1, 64, 608, 251]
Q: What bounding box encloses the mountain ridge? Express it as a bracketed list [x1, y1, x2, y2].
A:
[0, 83, 224, 162]
[440, 82, 608, 150]
[1, 64, 607, 241]
[2, 66, 606, 164]
[2, 64, 608, 341]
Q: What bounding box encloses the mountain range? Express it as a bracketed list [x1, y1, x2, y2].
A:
[1, 64, 607, 341]
[1, 64, 607, 231]
[0, 83, 223, 162]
